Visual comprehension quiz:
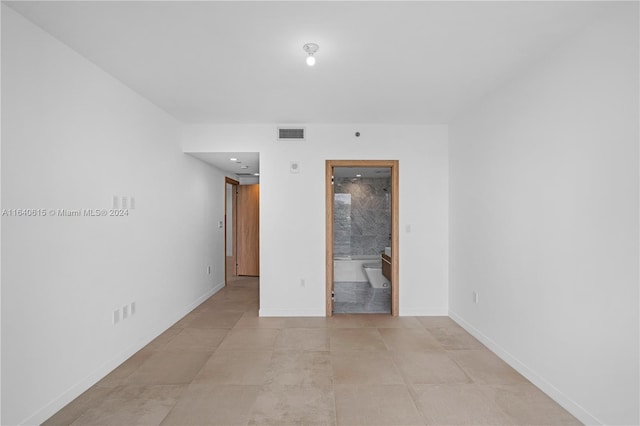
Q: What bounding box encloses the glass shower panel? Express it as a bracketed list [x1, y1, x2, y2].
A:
[334, 193, 351, 257]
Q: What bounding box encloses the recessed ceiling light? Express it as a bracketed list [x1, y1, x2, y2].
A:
[229, 157, 237, 161]
[356, 174, 362, 177]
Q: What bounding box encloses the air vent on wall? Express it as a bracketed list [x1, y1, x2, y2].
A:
[235, 173, 255, 176]
[278, 127, 305, 141]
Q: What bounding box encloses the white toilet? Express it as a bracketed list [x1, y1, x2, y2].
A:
[363, 262, 390, 288]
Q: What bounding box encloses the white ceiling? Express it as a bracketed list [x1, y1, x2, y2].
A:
[5, 1, 614, 125]
[187, 152, 260, 177]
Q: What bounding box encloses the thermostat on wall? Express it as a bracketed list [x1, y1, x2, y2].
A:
[290, 161, 300, 174]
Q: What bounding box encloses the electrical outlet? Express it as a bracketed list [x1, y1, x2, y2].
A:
[130, 302, 136, 315]
[122, 305, 129, 319]
[113, 309, 120, 325]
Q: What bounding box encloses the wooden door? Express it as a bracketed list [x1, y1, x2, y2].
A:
[237, 184, 260, 276]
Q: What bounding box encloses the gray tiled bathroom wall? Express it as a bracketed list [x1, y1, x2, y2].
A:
[334, 177, 391, 257]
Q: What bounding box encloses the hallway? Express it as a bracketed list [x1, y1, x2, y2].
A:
[45, 277, 579, 425]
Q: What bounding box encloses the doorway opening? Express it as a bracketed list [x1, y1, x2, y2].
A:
[225, 177, 260, 284]
[225, 177, 239, 284]
[326, 160, 399, 316]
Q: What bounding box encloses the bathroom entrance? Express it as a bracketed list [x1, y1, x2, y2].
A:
[325, 160, 399, 316]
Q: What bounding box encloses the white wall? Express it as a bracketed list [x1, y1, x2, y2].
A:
[1, 7, 225, 425]
[449, 5, 638, 425]
[183, 124, 449, 316]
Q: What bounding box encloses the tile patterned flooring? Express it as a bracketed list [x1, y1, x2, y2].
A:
[333, 281, 391, 314]
[44, 276, 581, 425]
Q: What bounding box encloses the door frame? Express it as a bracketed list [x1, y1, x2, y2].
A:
[224, 177, 239, 284]
[325, 160, 399, 316]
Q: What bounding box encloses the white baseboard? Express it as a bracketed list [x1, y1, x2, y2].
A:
[448, 310, 601, 426]
[24, 281, 225, 426]
[400, 307, 449, 316]
[207, 280, 226, 299]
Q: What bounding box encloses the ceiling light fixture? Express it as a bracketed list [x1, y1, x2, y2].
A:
[303, 43, 319, 66]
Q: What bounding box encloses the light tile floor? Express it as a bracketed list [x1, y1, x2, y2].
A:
[44, 276, 581, 426]
[333, 281, 391, 314]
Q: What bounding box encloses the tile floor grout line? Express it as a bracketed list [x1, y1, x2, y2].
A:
[43, 276, 580, 426]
